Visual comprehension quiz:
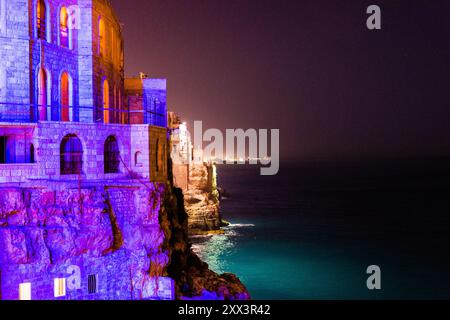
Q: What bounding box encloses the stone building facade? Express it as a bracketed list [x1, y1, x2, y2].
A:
[0, 0, 172, 300]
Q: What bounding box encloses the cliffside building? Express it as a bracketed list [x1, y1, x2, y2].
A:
[0, 0, 172, 300]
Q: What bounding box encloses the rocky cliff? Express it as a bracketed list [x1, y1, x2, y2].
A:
[0, 182, 171, 300]
[0, 166, 249, 300]
[183, 163, 223, 234]
[162, 161, 250, 299]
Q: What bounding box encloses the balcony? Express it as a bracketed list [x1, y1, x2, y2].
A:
[0, 103, 167, 127]
[0, 102, 36, 123]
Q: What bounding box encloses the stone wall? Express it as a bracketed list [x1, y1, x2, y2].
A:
[0, 180, 174, 300]
[29, 0, 80, 121]
[92, 0, 124, 123]
[0, 0, 30, 117]
[35, 121, 133, 180]
[0, 0, 126, 123]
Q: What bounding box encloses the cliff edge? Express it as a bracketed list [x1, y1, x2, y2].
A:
[161, 160, 250, 300]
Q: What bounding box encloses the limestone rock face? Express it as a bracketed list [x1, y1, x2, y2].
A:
[161, 186, 250, 300]
[0, 182, 171, 300]
[0, 170, 249, 300]
[184, 164, 222, 233]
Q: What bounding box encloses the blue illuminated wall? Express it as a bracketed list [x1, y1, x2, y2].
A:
[0, 0, 31, 121]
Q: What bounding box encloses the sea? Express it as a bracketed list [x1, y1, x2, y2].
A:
[190, 158, 450, 299]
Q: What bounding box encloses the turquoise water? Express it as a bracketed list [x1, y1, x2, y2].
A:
[191, 161, 450, 299]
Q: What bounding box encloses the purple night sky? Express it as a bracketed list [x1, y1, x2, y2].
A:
[110, 0, 450, 161]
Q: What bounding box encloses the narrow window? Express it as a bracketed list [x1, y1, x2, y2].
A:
[135, 151, 142, 167]
[19, 283, 31, 300]
[38, 68, 48, 121]
[60, 134, 83, 175]
[155, 139, 159, 173]
[0, 136, 6, 164]
[30, 144, 35, 163]
[88, 274, 98, 294]
[103, 80, 110, 123]
[54, 278, 66, 298]
[113, 85, 117, 123]
[60, 7, 69, 48]
[104, 136, 120, 174]
[61, 72, 70, 121]
[37, 0, 46, 40]
[99, 18, 106, 57]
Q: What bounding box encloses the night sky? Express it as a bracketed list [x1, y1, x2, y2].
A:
[110, 0, 449, 161]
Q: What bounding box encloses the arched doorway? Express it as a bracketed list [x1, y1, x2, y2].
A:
[60, 134, 83, 175]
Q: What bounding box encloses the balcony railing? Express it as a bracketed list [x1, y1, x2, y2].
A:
[0, 102, 35, 123]
[0, 102, 167, 127]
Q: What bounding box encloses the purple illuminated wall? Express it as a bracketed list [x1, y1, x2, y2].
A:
[0, 0, 172, 300]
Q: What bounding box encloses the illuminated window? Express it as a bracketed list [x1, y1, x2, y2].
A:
[103, 80, 110, 123]
[60, 72, 71, 121]
[60, 7, 69, 48]
[104, 136, 120, 174]
[37, 0, 48, 41]
[54, 278, 66, 298]
[88, 274, 98, 294]
[60, 134, 83, 175]
[19, 283, 31, 300]
[99, 18, 106, 57]
[37, 68, 48, 121]
[113, 85, 117, 123]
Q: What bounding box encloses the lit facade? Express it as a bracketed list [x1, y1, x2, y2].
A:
[0, 0, 172, 300]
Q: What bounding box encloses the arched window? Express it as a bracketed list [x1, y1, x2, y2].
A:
[60, 7, 69, 48]
[60, 72, 71, 121]
[99, 18, 106, 57]
[37, 0, 48, 41]
[38, 68, 48, 121]
[103, 80, 109, 123]
[104, 136, 120, 173]
[60, 135, 83, 175]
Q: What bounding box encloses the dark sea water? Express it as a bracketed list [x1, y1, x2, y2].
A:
[190, 159, 450, 300]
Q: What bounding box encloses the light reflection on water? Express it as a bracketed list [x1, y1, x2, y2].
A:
[191, 224, 254, 274]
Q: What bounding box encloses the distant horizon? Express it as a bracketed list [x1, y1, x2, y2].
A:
[214, 154, 450, 165]
[111, 0, 450, 160]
